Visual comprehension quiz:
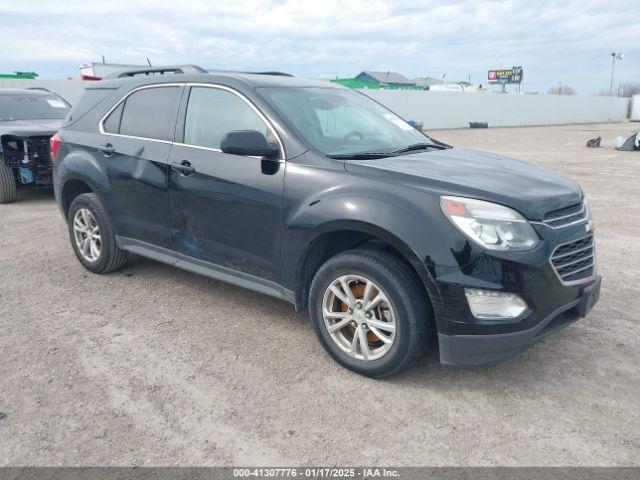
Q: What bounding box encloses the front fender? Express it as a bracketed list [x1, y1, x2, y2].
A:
[282, 165, 472, 305]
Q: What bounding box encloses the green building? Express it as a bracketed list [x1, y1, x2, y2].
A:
[331, 71, 422, 90]
[0, 71, 39, 79]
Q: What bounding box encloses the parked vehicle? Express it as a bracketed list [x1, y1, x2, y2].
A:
[52, 66, 600, 377]
[0, 89, 70, 203]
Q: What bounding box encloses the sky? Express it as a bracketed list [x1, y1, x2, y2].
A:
[0, 0, 638, 95]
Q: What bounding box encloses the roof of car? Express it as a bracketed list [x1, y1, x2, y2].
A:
[0, 88, 55, 96]
[215, 71, 340, 88]
[93, 70, 343, 90]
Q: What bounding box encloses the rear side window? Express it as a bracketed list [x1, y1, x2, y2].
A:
[117, 87, 179, 140]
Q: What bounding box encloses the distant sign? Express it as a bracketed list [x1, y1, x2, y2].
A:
[488, 66, 523, 84]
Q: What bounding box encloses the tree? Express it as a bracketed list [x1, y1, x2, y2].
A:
[619, 82, 640, 97]
[548, 85, 576, 95]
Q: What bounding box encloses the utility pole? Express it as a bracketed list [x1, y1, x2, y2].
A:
[610, 52, 623, 96]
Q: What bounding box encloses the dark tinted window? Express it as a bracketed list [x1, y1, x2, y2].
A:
[118, 87, 179, 140]
[0, 93, 70, 121]
[102, 102, 123, 133]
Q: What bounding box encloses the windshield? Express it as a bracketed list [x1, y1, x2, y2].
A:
[259, 86, 430, 156]
[0, 93, 69, 121]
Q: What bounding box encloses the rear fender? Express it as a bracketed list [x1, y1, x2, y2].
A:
[55, 142, 111, 218]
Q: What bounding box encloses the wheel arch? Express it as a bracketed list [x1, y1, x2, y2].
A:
[55, 144, 112, 219]
[293, 220, 440, 319]
[60, 177, 97, 217]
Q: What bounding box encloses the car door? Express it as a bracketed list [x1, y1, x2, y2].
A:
[99, 85, 182, 251]
[168, 85, 285, 283]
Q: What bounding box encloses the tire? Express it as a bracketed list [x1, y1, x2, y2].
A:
[67, 193, 128, 273]
[0, 161, 17, 204]
[309, 249, 431, 378]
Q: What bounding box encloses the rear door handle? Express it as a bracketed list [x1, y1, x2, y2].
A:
[171, 161, 195, 175]
[98, 143, 115, 155]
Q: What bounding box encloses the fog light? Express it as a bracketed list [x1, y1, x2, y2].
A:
[464, 289, 528, 319]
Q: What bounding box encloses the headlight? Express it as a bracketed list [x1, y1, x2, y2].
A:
[440, 196, 538, 251]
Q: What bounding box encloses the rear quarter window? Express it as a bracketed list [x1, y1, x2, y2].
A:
[102, 102, 123, 134]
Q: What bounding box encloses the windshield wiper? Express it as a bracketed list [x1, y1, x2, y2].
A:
[329, 140, 452, 159]
[328, 152, 391, 160]
[391, 142, 449, 154]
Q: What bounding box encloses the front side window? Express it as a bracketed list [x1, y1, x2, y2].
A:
[0, 93, 69, 121]
[259, 86, 428, 156]
[183, 87, 278, 153]
[117, 87, 179, 140]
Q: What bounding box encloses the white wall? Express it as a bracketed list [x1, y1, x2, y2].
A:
[362, 90, 630, 129]
[0, 79, 86, 105]
[631, 95, 640, 122]
[0, 78, 631, 128]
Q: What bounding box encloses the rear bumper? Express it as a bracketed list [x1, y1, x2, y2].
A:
[438, 276, 601, 365]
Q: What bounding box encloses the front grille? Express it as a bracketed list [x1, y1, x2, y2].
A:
[543, 202, 588, 228]
[551, 234, 595, 283]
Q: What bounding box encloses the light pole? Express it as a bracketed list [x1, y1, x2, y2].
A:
[609, 52, 623, 96]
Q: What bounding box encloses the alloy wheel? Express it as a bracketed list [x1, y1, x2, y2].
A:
[321, 274, 397, 361]
[73, 208, 102, 262]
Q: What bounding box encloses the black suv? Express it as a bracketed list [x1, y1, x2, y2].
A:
[53, 65, 600, 377]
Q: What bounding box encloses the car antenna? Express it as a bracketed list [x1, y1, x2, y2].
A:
[146, 57, 152, 67]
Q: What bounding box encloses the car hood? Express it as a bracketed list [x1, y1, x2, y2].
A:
[343, 147, 582, 221]
[0, 118, 63, 138]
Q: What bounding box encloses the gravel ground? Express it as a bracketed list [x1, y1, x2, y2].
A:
[0, 122, 639, 466]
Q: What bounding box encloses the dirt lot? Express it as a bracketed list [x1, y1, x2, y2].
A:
[1, 123, 639, 466]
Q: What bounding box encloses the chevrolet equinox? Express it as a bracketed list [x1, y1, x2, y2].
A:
[52, 65, 601, 377]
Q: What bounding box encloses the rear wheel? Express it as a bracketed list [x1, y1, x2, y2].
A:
[0, 162, 17, 204]
[309, 249, 430, 378]
[68, 193, 128, 273]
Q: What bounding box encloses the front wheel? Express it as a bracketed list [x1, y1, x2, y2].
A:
[0, 162, 17, 204]
[309, 249, 431, 378]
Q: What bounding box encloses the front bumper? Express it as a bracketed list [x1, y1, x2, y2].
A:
[1, 135, 54, 186]
[438, 275, 601, 365]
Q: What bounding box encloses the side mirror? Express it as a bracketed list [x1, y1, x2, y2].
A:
[220, 130, 280, 159]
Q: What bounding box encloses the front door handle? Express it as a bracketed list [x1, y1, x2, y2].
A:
[171, 161, 196, 175]
[98, 143, 115, 156]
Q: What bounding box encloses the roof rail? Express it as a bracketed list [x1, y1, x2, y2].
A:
[105, 65, 208, 79]
[250, 71, 294, 77]
[207, 70, 294, 78]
